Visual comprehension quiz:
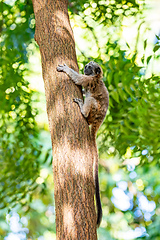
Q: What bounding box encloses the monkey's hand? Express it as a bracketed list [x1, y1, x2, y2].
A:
[57, 64, 69, 73]
[57, 64, 80, 85]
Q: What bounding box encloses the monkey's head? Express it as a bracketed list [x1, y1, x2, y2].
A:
[84, 61, 103, 77]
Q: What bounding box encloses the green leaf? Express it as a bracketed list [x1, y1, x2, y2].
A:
[153, 44, 160, 53]
[118, 87, 128, 100]
[141, 55, 145, 64]
[110, 89, 119, 103]
[147, 55, 152, 64]
[114, 72, 119, 87]
[108, 71, 113, 85]
[144, 39, 147, 50]
[126, 42, 130, 49]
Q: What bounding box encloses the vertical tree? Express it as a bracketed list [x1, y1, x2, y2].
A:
[32, 0, 98, 239]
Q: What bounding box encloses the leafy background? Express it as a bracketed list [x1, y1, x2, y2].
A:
[0, 0, 160, 239]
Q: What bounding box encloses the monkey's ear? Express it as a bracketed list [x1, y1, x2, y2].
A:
[95, 66, 101, 75]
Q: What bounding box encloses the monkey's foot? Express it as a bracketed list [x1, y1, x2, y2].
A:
[73, 98, 83, 104]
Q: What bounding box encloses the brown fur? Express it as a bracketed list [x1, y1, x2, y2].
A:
[57, 61, 109, 227]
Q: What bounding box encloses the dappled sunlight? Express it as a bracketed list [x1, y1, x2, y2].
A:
[63, 204, 75, 237]
[117, 227, 147, 239]
[111, 186, 133, 211]
[1, 0, 160, 239]
[55, 11, 74, 41]
[52, 134, 92, 189]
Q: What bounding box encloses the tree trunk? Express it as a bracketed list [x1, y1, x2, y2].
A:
[32, 0, 98, 239]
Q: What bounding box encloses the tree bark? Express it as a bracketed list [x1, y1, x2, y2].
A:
[32, 0, 97, 239]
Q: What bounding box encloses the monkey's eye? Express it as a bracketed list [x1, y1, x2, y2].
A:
[88, 66, 91, 69]
[95, 66, 101, 74]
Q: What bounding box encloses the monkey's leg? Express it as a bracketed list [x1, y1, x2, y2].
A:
[74, 98, 89, 118]
[74, 97, 95, 118]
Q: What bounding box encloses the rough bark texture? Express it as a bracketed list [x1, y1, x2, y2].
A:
[32, 0, 97, 239]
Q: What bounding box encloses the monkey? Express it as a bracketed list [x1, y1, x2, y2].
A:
[57, 61, 109, 227]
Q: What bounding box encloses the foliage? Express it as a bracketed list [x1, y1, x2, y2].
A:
[69, 1, 160, 238]
[0, 0, 41, 210]
[103, 43, 160, 163]
[0, 0, 160, 240]
[69, 0, 140, 24]
[69, 0, 160, 164]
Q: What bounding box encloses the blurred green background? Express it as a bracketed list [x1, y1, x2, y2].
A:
[0, 0, 160, 239]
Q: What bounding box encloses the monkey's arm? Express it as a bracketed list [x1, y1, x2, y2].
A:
[57, 64, 92, 87]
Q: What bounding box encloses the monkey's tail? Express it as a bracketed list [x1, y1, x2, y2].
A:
[91, 126, 102, 228]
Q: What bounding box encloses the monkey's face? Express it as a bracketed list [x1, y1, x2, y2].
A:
[84, 61, 102, 76]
